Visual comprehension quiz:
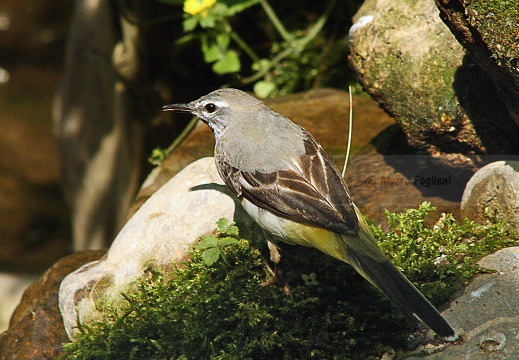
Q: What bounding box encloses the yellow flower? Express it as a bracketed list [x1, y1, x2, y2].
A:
[183, 0, 216, 16]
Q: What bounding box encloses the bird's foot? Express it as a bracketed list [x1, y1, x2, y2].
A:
[261, 259, 290, 296]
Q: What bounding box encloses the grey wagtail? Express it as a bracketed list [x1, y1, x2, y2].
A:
[163, 88, 458, 341]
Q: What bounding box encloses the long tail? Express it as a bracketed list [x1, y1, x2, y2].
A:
[341, 212, 458, 341]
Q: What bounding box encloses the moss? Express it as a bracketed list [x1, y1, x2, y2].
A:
[62, 204, 518, 359]
[469, 1, 519, 72]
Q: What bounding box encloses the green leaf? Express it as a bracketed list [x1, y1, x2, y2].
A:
[218, 237, 239, 246]
[199, 15, 216, 28]
[201, 35, 221, 63]
[201, 248, 220, 266]
[253, 80, 276, 98]
[175, 33, 198, 46]
[148, 147, 167, 166]
[251, 58, 270, 72]
[183, 17, 199, 32]
[216, 218, 229, 232]
[198, 236, 219, 249]
[225, 224, 239, 236]
[212, 50, 240, 74]
[216, 32, 230, 51]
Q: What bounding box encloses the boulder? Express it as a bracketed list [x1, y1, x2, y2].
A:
[59, 157, 252, 338]
[349, 0, 519, 173]
[461, 161, 519, 232]
[406, 247, 519, 359]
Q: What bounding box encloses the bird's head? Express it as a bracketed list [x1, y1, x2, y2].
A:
[163, 88, 263, 139]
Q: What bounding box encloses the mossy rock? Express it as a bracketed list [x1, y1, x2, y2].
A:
[349, 0, 519, 173]
[61, 204, 518, 359]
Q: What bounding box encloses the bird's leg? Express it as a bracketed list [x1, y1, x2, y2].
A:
[261, 239, 290, 295]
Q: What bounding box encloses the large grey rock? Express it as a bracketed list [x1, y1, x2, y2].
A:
[349, 0, 519, 173]
[406, 247, 519, 359]
[59, 157, 252, 338]
[461, 161, 519, 232]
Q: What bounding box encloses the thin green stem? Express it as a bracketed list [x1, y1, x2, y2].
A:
[299, 0, 336, 49]
[164, 116, 200, 158]
[224, 21, 260, 63]
[239, 45, 293, 84]
[240, 0, 337, 85]
[259, 0, 293, 42]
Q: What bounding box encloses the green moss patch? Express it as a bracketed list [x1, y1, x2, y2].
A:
[62, 203, 517, 359]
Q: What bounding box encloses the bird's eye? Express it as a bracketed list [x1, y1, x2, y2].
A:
[204, 103, 217, 113]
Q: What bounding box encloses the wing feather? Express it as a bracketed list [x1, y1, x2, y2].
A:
[216, 133, 358, 235]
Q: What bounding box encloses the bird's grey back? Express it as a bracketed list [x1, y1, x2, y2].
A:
[214, 90, 307, 173]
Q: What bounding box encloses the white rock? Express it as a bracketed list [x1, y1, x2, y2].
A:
[461, 161, 519, 231]
[59, 157, 251, 338]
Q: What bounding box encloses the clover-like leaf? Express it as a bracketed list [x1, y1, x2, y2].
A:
[199, 15, 216, 28]
[201, 35, 222, 63]
[212, 49, 240, 74]
[251, 58, 270, 72]
[254, 80, 276, 98]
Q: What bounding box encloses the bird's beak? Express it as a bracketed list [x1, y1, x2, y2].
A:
[162, 103, 192, 114]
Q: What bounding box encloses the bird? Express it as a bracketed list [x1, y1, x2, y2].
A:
[163, 88, 458, 341]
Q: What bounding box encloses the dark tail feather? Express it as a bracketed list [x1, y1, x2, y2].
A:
[348, 249, 458, 341]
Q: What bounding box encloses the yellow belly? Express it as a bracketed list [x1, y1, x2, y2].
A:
[241, 198, 347, 261]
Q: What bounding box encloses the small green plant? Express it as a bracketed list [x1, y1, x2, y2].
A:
[158, 0, 345, 97]
[198, 217, 240, 265]
[371, 202, 517, 303]
[61, 206, 518, 359]
[147, 147, 168, 166]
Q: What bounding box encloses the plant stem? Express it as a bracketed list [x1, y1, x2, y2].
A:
[240, 0, 337, 85]
[299, 0, 336, 49]
[239, 45, 292, 84]
[224, 20, 260, 63]
[164, 116, 200, 158]
[259, 0, 293, 42]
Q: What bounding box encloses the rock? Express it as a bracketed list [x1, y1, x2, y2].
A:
[460, 161, 519, 232]
[0, 250, 104, 360]
[346, 151, 466, 227]
[406, 247, 519, 359]
[59, 157, 252, 339]
[348, 0, 519, 173]
[435, 0, 519, 126]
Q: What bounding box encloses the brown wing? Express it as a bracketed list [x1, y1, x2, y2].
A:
[217, 134, 359, 235]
